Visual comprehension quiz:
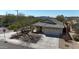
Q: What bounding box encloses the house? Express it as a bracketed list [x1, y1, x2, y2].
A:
[32, 18, 64, 37]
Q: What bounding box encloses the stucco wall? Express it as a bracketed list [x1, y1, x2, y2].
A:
[59, 32, 79, 49]
[59, 39, 79, 49]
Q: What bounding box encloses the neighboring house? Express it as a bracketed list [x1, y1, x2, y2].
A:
[32, 18, 64, 37]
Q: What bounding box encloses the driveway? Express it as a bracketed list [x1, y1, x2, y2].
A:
[0, 31, 32, 49]
[0, 31, 60, 49]
[0, 41, 32, 49]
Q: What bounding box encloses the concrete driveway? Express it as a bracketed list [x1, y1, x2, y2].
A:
[0, 31, 60, 49]
[0, 41, 32, 49]
[0, 31, 32, 49]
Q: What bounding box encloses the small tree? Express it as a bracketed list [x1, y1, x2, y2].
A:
[56, 15, 65, 22]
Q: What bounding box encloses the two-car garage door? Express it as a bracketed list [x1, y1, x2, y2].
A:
[42, 27, 63, 37]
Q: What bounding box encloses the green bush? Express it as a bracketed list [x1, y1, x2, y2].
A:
[0, 14, 47, 31]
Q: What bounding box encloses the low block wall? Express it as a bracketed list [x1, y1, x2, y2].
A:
[59, 32, 79, 49]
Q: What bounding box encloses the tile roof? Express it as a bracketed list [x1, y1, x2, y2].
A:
[33, 18, 64, 28]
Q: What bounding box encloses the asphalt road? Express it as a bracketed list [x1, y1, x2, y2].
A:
[0, 41, 32, 49]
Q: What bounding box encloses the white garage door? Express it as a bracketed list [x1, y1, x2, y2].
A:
[42, 27, 63, 36]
